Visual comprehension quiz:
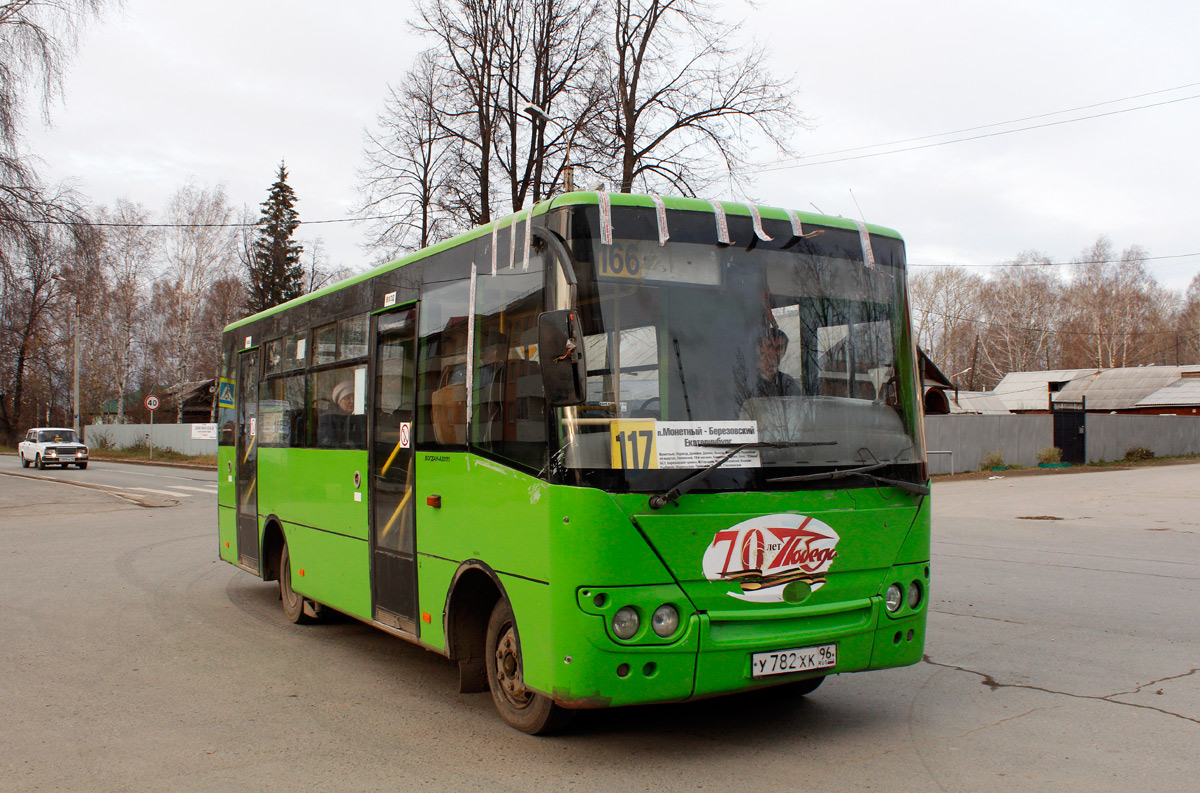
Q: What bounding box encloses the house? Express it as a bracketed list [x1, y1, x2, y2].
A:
[993, 365, 1200, 414]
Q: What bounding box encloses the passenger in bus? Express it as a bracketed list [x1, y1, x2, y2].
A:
[754, 326, 801, 397]
[318, 380, 357, 446]
[332, 381, 355, 413]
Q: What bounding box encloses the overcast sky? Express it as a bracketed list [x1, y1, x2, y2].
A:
[22, 0, 1200, 291]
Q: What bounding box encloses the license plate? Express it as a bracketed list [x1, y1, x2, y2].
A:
[751, 643, 837, 678]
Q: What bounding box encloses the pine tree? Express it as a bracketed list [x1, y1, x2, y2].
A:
[247, 162, 304, 312]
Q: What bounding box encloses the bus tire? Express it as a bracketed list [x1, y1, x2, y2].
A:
[788, 675, 826, 696]
[279, 544, 314, 624]
[485, 598, 573, 735]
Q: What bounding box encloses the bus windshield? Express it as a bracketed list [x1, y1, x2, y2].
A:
[554, 221, 923, 493]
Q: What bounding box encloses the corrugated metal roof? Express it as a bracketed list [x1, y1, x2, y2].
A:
[1136, 374, 1200, 407]
[1054, 366, 1193, 410]
[948, 391, 1011, 414]
[992, 369, 1098, 411]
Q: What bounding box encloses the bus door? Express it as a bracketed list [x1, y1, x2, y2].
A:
[235, 349, 260, 572]
[370, 306, 419, 633]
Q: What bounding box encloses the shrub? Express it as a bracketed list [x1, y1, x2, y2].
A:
[1123, 446, 1155, 462]
[1037, 446, 1063, 464]
[982, 450, 1005, 469]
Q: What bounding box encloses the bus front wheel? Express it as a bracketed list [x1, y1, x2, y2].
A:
[485, 598, 572, 735]
[279, 544, 314, 624]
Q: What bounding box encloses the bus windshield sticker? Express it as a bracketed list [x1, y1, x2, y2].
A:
[702, 514, 841, 603]
[508, 217, 518, 270]
[748, 204, 772, 241]
[598, 190, 613, 245]
[853, 220, 876, 269]
[522, 210, 533, 271]
[650, 194, 669, 245]
[786, 209, 804, 239]
[708, 200, 730, 245]
[491, 223, 499, 275]
[609, 420, 760, 470]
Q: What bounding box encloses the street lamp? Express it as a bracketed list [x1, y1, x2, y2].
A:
[523, 103, 575, 193]
[50, 274, 81, 435]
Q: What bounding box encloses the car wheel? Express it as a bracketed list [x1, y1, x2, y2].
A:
[20, 453, 29, 468]
[485, 598, 573, 735]
[36, 454, 45, 470]
[77, 462, 88, 469]
[279, 543, 314, 624]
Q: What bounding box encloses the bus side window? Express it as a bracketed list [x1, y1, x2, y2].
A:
[418, 278, 472, 448]
[471, 241, 546, 469]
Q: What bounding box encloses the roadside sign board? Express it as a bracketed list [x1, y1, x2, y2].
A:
[145, 395, 159, 411]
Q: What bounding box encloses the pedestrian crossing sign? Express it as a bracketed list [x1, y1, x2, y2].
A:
[218, 378, 235, 409]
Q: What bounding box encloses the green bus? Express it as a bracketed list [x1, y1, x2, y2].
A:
[216, 191, 930, 734]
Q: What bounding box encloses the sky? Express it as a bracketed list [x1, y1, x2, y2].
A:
[21, 0, 1200, 291]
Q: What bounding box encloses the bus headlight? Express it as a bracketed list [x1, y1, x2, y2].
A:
[612, 606, 640, 639]
[651, 604, 679, 637]
[885, 584, 903, 613]
[907, 581, 923, 609]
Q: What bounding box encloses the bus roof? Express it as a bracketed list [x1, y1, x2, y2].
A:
[224, 193, 903, 332]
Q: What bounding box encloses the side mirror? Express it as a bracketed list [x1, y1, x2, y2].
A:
[538, 309, 586, 406]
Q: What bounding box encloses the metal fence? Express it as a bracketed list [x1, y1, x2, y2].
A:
[925, 414, 1200, 474]
[85, 423, 217, 457]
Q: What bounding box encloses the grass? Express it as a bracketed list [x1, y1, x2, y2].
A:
[89, 447, 217, 466]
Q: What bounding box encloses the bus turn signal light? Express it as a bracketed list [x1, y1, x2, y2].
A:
[427, 495, 442, 508]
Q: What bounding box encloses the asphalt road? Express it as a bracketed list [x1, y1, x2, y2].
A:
[1, 457, 1196, 792]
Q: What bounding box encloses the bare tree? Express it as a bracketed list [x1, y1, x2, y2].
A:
[976, 254, 1061, 383]
[604, 0, 801, 194]
[907, 266, 984, 386]
[162, 182, 234, 422]
[358, 50, 457, 255]
[494, 0, 604, 206]
[413, 0, 507, 227]
[98, 198, 157, 422]
[1178, 273, 1200, 364]
[1062, 237, 1168, 369]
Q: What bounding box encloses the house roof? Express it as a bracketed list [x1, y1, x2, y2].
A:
[992, 369, 1098, 411]
[1055, 365, 1200, 410]
[1135, 373, 1200, 407]
[947, 390, 1011, 414]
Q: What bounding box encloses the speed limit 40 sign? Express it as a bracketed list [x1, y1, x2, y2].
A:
[145, 395, 159, 411]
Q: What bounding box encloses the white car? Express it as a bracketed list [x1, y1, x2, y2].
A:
[18, 427, 89, 470]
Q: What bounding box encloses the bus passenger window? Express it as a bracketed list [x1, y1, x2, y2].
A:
[418, 278, 472, 448]
[313, 366, 367, 448]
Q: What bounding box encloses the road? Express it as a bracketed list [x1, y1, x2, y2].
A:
[0, 457, 1196, 792]
[2, 454, 216, 504]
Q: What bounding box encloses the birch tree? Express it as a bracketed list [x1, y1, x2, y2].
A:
[162, 182, 234, 423]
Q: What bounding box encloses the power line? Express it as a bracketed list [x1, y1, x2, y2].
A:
[762, 81, 1200, 164]
[756, 91, 1200, 172]
[909, 252, 1200, 269]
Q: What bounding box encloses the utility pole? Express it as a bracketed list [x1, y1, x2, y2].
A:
[72, 298, 80, 435]
[968, 334, 980, 392]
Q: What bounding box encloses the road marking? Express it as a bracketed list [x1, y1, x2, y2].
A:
[171, 485, 218, 493]
[129, 487, 194, 497]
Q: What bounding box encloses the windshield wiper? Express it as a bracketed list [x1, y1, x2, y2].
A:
[647, 441, 837, 510]
[768, 461, 930, 496]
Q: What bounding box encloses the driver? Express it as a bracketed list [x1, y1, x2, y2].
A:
[754, 326, 800, 397]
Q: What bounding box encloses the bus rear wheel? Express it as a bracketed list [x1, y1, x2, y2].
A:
[485, 598, 572, 735]
[279, 544, 314, 624]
